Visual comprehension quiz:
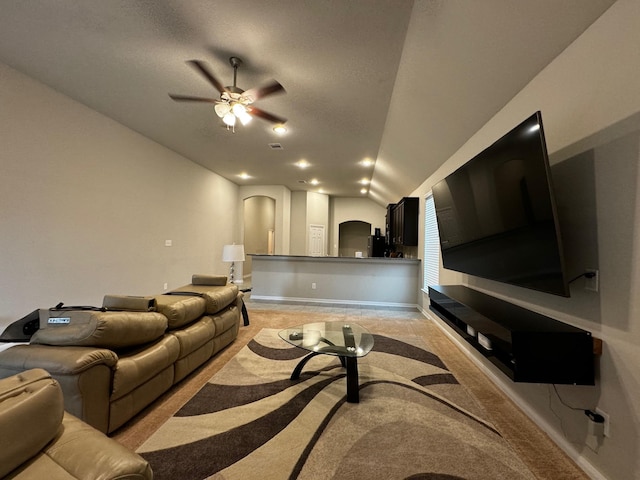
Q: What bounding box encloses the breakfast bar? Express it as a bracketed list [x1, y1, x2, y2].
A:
[250, 254, 420, 307]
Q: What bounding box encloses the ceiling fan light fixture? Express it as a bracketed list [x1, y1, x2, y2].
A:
[170, 57, 286, 132]
[232, 102, 247, 116]
[223, 112, 236, 126]
[215, 103, 231, 118]
[234, 105, 252, 125]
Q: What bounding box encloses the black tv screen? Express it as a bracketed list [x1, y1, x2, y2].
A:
[432, 111, 570, 297]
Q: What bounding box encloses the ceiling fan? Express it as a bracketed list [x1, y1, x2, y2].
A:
[169, 57, 287, 131]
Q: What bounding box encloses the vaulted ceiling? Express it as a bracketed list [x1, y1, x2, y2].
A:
[0, 0, 615, 205]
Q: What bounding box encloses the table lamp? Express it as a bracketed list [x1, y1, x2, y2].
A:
[222, 244, 245, 284]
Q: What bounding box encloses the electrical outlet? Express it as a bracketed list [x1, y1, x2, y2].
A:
[596, 408, 610, 437]
[311, 282, 317, 290]
[165, 240, 172, 247]
[163, 283, 168, 290]
[585, 269, 599, 292]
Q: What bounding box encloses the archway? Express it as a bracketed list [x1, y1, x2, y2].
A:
[338, 220, 371, 257]
[243, 196, 276, 281]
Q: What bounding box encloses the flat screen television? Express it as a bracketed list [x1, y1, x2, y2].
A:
[431, 111, 570, 297]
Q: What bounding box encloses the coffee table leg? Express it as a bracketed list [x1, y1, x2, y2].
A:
[292, 353, 359, 403]
[345, 356, 359, 403]
[290, 352, 322, 380]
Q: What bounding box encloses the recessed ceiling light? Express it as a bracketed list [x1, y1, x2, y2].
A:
[360, 188, 367, 194]
[273, 124, 288, 135]
[296, 159, 310, 169]
[361, 158, 375, 167]
[359, 178, 370, 185]
[310, 179, 319, 185]
[238, 172, 251, 180]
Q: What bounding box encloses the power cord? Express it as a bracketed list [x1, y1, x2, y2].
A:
[551, 385, 605, 453]
[552, 384, 604, 422]
[567, 271, 597, 284]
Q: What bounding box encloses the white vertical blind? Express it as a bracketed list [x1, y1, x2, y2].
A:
[423, 194, 440, 290]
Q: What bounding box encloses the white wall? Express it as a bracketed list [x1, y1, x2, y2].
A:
[411, 1, 640, 478]
[0, 62, 239, 327]
[329, 197, 386, 256]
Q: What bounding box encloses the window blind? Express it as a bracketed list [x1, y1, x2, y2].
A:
[423, 194, 440, 290]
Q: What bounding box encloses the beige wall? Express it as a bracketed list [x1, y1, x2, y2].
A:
[289, 191, 307, 255]
[409, 2, 640, 479]
[288, 191, 330, 255]
[242, 195, 276, 278]
[329, 197, 386, 256]
[0, 62, 239, 327]
[239, 185, 291, 256]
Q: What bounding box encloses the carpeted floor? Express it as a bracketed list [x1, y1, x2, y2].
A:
[112, 306, 588, 480]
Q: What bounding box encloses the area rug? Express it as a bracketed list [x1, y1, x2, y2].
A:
[137, 328, 536, 480]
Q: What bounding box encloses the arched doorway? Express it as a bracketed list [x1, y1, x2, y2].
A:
[338, 220, 371, 257]
[243, 196, 276, 281]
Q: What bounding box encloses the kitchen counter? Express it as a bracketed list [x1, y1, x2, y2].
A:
[250, 254, 420, 307]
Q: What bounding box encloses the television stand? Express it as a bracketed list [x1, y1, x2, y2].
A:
[428, 285, 595, 385]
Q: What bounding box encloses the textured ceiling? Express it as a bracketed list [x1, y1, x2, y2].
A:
[0, 0, 615, 205]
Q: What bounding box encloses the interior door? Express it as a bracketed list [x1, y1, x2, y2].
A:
[309, 224, 325, 256]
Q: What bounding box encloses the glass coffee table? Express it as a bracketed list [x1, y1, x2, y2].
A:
[279, 322, 374, 403]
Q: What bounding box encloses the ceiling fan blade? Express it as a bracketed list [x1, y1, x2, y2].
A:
[187, 60, 227, 94]
[168, 94, 218, 103]
[247, 106, 287, 124]
[242, 80, 286, 103]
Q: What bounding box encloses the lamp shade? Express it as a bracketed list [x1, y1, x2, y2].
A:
[222, 244, 245, 262]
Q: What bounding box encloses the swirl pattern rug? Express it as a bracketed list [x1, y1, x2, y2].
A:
[137, 328, 536, 480]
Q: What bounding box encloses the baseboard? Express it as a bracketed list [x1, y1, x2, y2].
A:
[250, 294, 418, 309]
[418, 305, 608, 480]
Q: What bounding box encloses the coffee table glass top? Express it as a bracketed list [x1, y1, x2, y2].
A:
[278, 322, 374, 358]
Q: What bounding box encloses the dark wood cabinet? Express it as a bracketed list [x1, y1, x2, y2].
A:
[389, 197, 418, 246]
[428, 285, 595, 385]
[385, 203, 396, 246]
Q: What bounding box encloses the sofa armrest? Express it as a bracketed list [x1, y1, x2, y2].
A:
[0, 344, 118, 375]
[0, 369, 64, 478]
[0, 345, 118, 433]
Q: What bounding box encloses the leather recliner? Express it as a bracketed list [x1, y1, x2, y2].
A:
[0, 368, 152, 480]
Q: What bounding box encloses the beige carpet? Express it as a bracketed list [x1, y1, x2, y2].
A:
[113, 309, 588, 480]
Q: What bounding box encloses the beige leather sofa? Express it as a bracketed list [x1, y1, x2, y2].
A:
[0, 275, 242, 434]
[0, 368, 152, 479]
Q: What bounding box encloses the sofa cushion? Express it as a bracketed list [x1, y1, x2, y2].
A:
[0, 369, 64, 478]
[111, 334, 180, 401]
[154, 294, 207, 329]
[191, 274, 228, 286]
[170, 284, 239, 315]
[35, 412, 152, 480]
[102, 295, 157, 312]
[31, 311, 168, 349]
[171, 316, 216, 359]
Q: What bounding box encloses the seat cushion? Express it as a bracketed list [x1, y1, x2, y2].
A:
[13, 412, 153, 480]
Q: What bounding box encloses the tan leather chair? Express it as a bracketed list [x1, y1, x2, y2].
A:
[0, 368, 152, 480]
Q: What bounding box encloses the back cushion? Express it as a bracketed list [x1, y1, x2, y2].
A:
[32, 311, 167, 348]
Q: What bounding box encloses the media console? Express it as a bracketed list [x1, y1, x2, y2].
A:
[428, 285, 595, 385]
